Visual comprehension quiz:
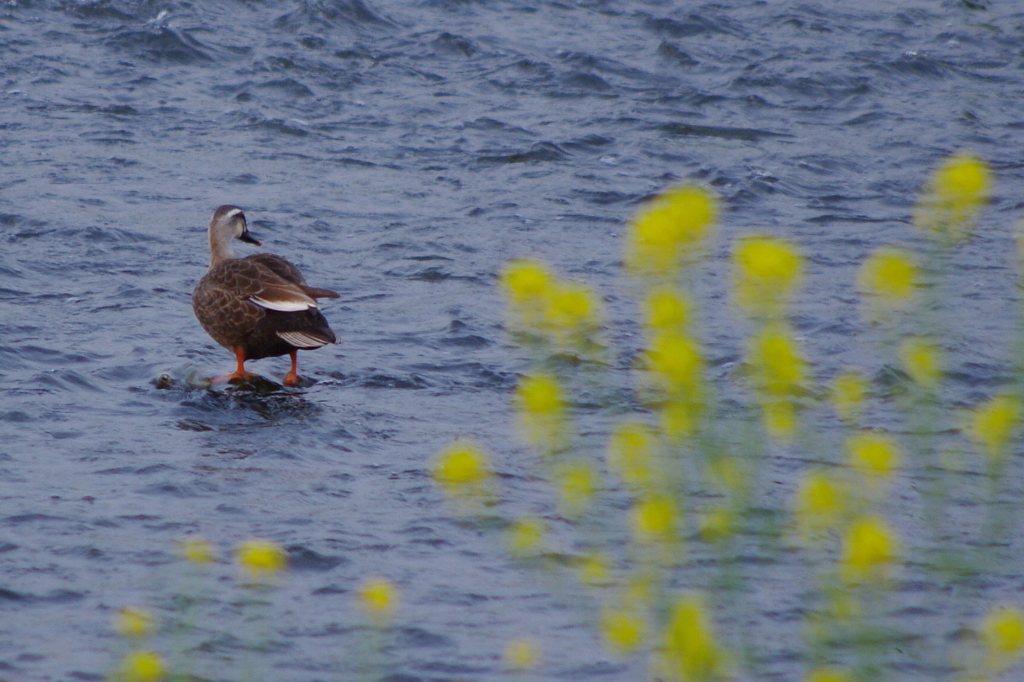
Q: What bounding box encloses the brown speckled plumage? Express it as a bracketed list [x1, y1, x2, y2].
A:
[192, 205, 339, 385]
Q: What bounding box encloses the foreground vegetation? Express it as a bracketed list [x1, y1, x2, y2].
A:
[111, 153, 1024, 681]
[436, 151, 1024, 682]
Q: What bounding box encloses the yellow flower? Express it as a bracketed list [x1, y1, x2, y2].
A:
[793, 471, 848, 541]
[858, 248, 918, 308]
[607, 422, 657, 492]
[900, 337, 944, 390]
[556, 460, 599, 517]
[601, 606, 646, 656]
[915, 152, 991, 241]
[841, 516, 899, 584]
[830, 370, 868, 422]
[623, 573, 658, 610]
[747, 324, 807, 397]
[699, 508, 735, 544]
[235, 539, 287, 580]
[543, 281, 601, 336]
[981, 605, 1024, 673]
[114, 651, 166, 682]
[828, 591, 861, 623]
[762, 398, 798, 442]
[507, 517, 546, 558]
[968, 395, 1020, 465]
[645, 331, 704, 401]
[517, 373, 564, 416]
[432, 439, 491, 498]
[732, 235, 803, 315]
[578, 552, 613, 587]
[515, 374, 567, 451]
[631, 495, 678, 545]
[626, 185, 718, 275]
[707, 457, 747, 496]
[113, 607, 157, 639]
[805, 667, 852, 682]
[178, 536, 216, 565]
[504, 638, 541, 670]
[660, 398, 700, 442]
[847, 432, 902, 488]
[644, 287, 691, 332]
[500, 259, 554, 307]
[359, 577, 399, 625]
[662, 594, 728, 682]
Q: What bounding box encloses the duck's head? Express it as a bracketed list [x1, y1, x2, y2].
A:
[212, 205, 262, 245]
[208, 205, 261, 265]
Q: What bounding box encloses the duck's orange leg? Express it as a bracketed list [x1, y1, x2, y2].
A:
[283, 350, 300, 387]
[212, 348, 255, 384]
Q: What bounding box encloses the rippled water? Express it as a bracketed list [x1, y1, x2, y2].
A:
[2, 1, 1024, 680]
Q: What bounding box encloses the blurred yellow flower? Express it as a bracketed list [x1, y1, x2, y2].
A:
[830, 370, 868, 422]
[625, 572, 657, 607]
[516, 373, 564, 416]
[828, 591, 861, 623]
[662, 593, 728, 682]
[113, 607, 156, 640]
[699, 508, 735, 544]
[178, 536, 216, 565]
[504, 638, 540, 670]
[578, 552, 612, 587]
[556, 459, 599, 517]
[747, 324, 807, 396]
[915, 152, 991, 241]
[847, 432, 903, 487]
[515, 374, 567, 451]
[501, 259, 554, 307]
[841, 516, 899, 584]
[805, 667, 852, 682]
[900, 337, 944, 390]
[631, 495, 678, 545]
[644, 287, 691, 332]
[235, 539, 287, 580]
[762, 398, 798, 442]
[646, 331, 704, 401]
[981, 605, 1024, 673]
[660, 398, 700, 442]
[114, 651, 166, 682]
[968, 395, 1020, 465]
[733, 235, 803, 315]
[543, 281, 601, 336]
[793, 470, 848, 541]
[707, 457, 747, 496]
[507, 517, 546, 559]
[607, 422, 657, 493]
[359, 577, 399, 625]
[626, 185, 718, 275]
[433, 439, 491, 498]
[858, 247, 918, 308]
[601, 606, 646, 656]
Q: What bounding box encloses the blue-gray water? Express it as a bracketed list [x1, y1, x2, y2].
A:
[2, 1, 1024, 680]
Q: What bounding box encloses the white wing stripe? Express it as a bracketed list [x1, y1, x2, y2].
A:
[250, 295, 316, 312]
[277, 331, 329, 348]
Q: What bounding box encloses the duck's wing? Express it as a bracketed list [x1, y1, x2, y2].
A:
[202, 258, 318, 312]
[246, 253, 307, 285]
[245, 253, 340, 300]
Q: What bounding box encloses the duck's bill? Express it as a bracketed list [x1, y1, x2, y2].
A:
[240, 231, 262, 246]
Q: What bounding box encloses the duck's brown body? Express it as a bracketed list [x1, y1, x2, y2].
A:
[192, 206, 339, 386]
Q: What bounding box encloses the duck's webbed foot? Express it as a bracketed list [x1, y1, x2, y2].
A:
[212, 348, 255, 384]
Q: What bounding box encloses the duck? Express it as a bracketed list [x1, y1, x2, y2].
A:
[192, 205, 339, 386]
